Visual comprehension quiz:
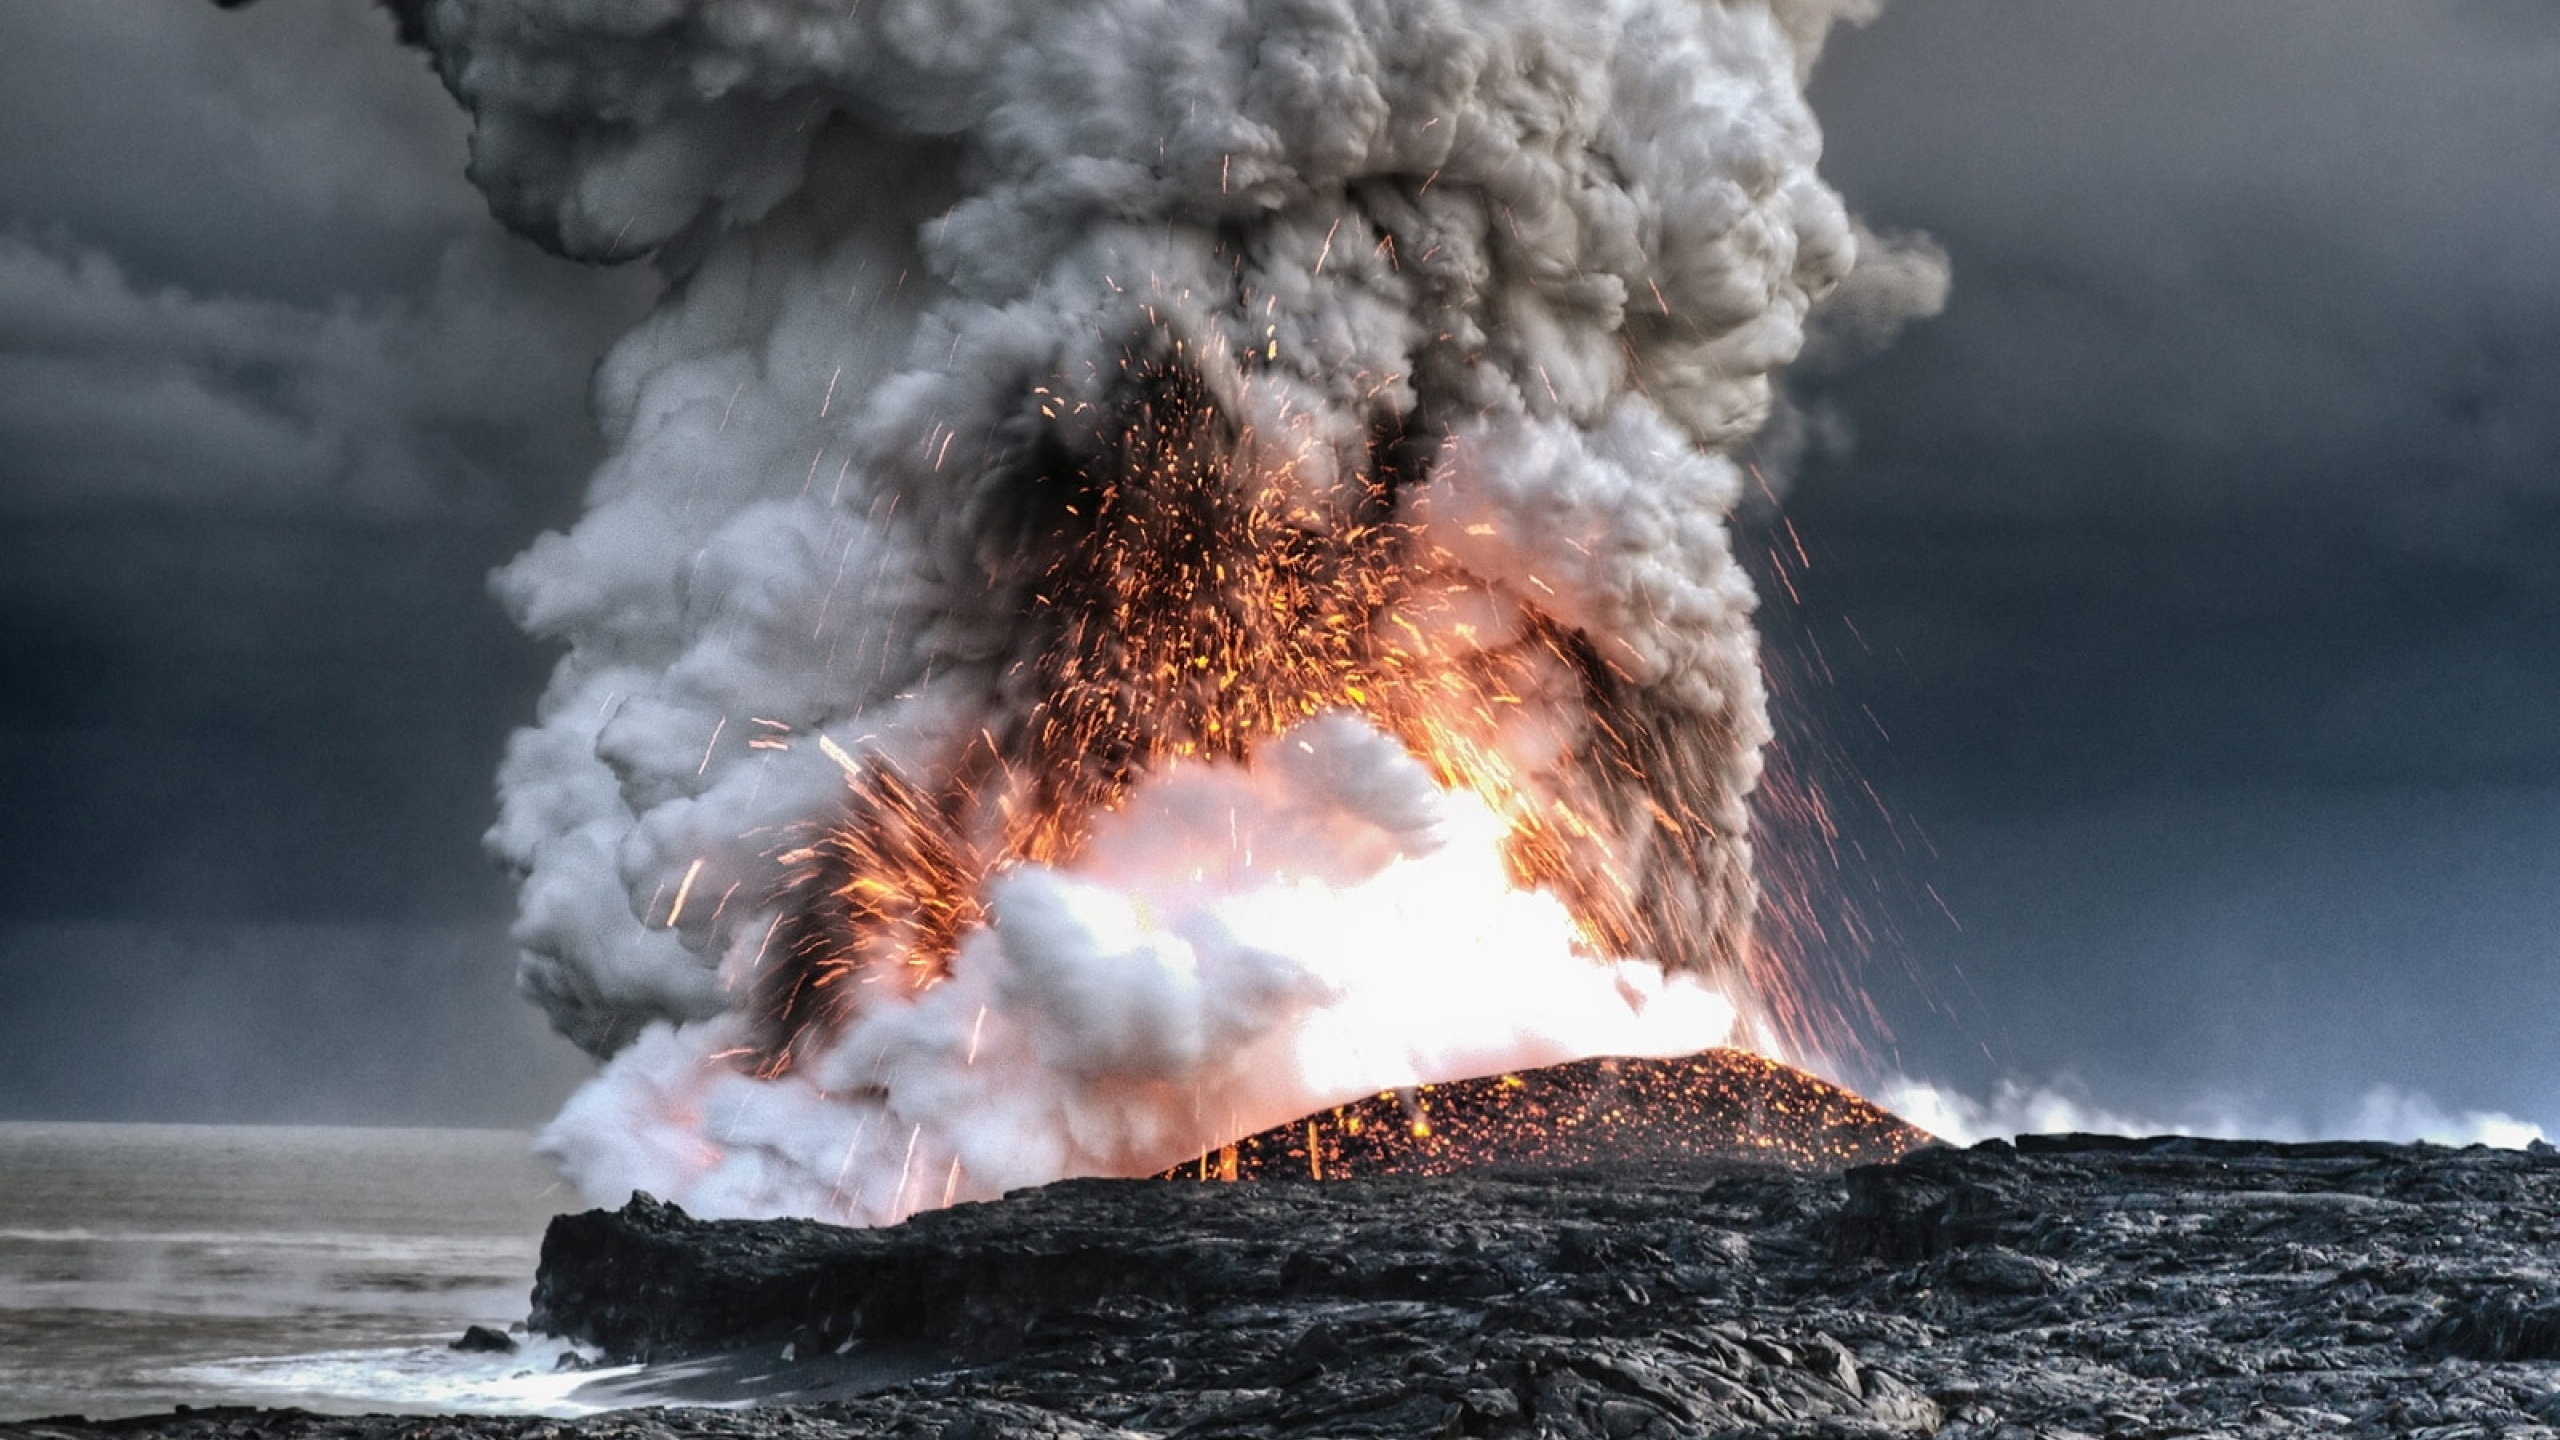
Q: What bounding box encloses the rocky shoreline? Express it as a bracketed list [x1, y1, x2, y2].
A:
[21, 1134, 2560, 1439]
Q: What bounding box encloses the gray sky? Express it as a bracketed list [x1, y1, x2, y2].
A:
[0, 0, 649, 1123]
[0, 0, 2551, 1135]
[1783, 0, 2560, 1131]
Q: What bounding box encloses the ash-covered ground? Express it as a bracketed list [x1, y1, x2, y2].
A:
[27, 1127, 2560, 1439]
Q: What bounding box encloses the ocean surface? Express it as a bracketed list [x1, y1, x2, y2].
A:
[0, 1122, 639, 1422]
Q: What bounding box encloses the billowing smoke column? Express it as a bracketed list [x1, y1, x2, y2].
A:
[426, 0, 1941, 1222]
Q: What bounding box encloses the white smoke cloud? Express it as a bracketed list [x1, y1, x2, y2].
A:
[0, 228, 622, 521]
[1754, 220, 1950, 490]
[544, 716, 1733, 1223]
[424, 0, 1940, 1218]
[1879, 1073, 2550, 1151]
[2342, 1085, 2549, 1150]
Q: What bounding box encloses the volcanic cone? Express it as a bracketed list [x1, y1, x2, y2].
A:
[1166, 1048, 1931, 1182]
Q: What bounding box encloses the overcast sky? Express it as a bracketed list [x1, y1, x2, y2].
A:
[0, 0, 2551, 1136]
[1787, 0, 2560, 1133]
[0, 0, 649, 1122]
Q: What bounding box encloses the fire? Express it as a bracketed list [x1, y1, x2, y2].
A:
[752, 346, 1787, 1079]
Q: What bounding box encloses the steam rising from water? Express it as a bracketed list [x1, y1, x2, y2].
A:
[428, 0, 1943, 1220]
[1879, 1075, 2550, 1151]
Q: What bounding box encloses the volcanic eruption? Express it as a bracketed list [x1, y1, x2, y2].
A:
[409, 0, 1945, 1222]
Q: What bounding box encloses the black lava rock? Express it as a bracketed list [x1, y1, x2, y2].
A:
[449, 1325, 519, 1355]
[37, 1134, 2560, 1439]
[2421, 1286, 2560, 1362]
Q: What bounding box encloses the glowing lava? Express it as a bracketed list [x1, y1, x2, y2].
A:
[1165, 1049, 1932, 1182]
[753, 355, 1769, 1079]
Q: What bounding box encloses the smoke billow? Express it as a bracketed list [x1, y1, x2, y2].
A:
[1878, 1074, 2551, 1151]
[419, 0, 1942, 1221]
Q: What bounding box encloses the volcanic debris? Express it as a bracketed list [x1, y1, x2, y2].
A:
[31, 1114, 2560, 1437]
[1160, 1049, 1930, 1181]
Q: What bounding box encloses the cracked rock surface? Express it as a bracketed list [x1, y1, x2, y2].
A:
[24, 1135, 2560, 1439]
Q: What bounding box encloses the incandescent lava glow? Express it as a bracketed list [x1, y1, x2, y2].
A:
[554, 715, 1739, 1223]
[439, 0, 1945, 1222]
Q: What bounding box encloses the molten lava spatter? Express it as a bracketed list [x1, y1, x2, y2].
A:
[757, 354, 1416, 1069]
[429, 0, 1951, 1224]
[755, 354, 1770, 1075]
[1165, 1048, 1931, 1182]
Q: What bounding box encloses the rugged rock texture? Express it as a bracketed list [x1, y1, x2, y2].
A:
[520, 1168, 1939, 1436]
[28, 1134, 2560, 1439]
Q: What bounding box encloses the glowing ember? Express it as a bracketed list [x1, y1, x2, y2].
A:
[1163, 1049, 1931, 1181]
[754, 355, 1768, 1076]
[431, 0, 1952, 1225]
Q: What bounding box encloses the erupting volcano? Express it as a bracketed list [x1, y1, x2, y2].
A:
[426, 0, 1944, 1224]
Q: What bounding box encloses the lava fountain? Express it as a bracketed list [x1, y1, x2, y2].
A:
[430, 0, 1945, 1222]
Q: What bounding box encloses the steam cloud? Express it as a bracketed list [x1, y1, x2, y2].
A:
[1879, 1075, 2551, 1152]
[416, 0, 1942, 1221]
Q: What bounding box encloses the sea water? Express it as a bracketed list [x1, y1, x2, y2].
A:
[0, 1123, 638, 1421]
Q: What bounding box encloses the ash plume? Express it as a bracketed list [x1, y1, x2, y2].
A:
[407, 0, 1941, 1220]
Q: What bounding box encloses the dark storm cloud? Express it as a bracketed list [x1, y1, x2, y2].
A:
[1784, 0, 2560, 795]
[1754, 501, 2560, 800]
[1806, 0, 2560, 530]
[1722, 0, 2560, 1137]
[0, 0, 463, 301]
[0, 0, 645, 1122]
[0, 229, 637, 520]
[2455, 0, 2560, 46]
[0, 921, 590, 1124]
[0, 0, 651, 524]
[1, 0, 2547, 1139]
[0, 517, 560, 922]
[1851, 782, 2560, 1131]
